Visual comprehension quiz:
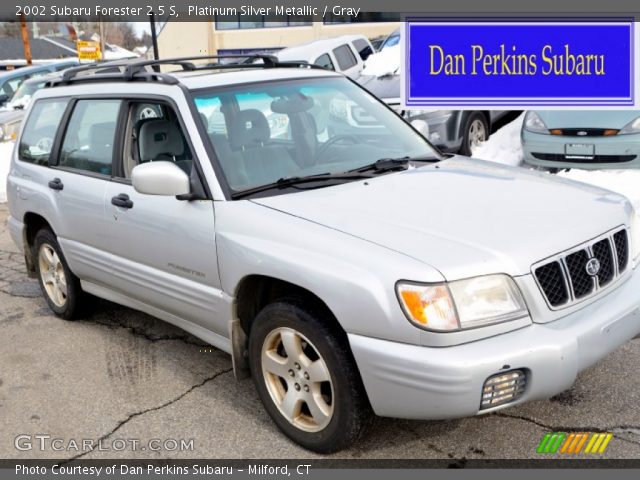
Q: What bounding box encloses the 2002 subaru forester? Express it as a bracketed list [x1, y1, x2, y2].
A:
[6, 57, 640, 453]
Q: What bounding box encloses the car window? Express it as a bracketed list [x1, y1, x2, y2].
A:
[18, 99, 69, 165]
[1, 75, 29, 97]
[119, 101, 194, 179]
[59, 99, 121, 175]
[332, 45, 358, 71]
[353, 39, 373, 61]
[193, 77, 438, 193]
[314, 54, 335, 71]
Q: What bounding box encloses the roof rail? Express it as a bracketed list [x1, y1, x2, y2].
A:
[45, 55, 328, 88]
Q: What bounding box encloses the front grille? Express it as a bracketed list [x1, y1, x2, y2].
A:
[534, 229, 629, 309]
[531, 153, 637, 163]
[614, 230, 629, 272]
[553, 128, 618, 137]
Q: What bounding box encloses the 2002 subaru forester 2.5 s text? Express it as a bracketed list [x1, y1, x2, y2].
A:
[6, 57, 640, 453]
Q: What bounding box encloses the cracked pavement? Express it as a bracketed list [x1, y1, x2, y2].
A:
[0, 204, 639, 460]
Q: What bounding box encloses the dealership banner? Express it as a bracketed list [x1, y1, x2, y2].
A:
[402, 20, 640, 109]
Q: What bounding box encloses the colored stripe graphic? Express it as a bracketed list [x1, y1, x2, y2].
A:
[537, 432, 613, 455]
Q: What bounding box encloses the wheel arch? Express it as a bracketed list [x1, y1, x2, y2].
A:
[22, 212, 55, 277]
[231, 274, 348, 378]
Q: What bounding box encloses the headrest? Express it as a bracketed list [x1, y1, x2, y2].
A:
[139, 119, 184, 161]
[229, 109, 270, 150]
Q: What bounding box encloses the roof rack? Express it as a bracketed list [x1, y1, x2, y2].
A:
[46, 55, 327, 88]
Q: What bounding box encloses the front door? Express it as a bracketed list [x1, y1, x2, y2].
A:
[103, 100, 225, 336]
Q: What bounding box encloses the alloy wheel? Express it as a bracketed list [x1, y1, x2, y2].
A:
[38, 243, 68, 307]
[261, 327, 334, 433]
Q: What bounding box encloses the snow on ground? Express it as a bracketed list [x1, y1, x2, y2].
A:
[0, 141, 14, 203]
[472, 113, 525, 166]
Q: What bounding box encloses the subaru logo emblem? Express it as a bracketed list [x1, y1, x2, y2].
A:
[585, 258, 601, 276]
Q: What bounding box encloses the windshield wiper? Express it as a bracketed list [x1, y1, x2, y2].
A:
[231, 172, 372, 199]
[348, 155, 438, 174]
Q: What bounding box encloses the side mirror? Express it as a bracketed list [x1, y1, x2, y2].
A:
[0, 94, 9, 106]
[131, 161, 191, 196]
[411, 119, 430, 138]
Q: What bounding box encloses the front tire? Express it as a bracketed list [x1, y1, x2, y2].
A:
[34, 229, 89, 320]
[248, 300, 372, 453]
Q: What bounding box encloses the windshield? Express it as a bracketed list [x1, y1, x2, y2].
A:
[193, 77, 438, 194]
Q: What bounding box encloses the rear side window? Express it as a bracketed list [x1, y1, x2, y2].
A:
[353, 39, 373, 60]
[19, 99, 69, 165]
[59, 99, 121, 175]
[332, 45, 357, 71]
[314, 54, 335, 71]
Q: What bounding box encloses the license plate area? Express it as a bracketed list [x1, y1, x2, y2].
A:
[565, 143, 595, 159]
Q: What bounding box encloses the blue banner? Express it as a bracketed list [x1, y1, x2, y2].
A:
[403, 21, 635, 107]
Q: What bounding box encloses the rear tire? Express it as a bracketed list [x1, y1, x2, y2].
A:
[248, 300, 373, 453]
[34, 229, 90, 320]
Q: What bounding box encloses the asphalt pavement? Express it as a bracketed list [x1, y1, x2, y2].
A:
[0, 204, 638, 461]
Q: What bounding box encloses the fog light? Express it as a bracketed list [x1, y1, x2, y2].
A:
[480, 370, 526, 410]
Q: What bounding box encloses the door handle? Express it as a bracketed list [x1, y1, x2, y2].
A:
[48, 178, 64, 191]
[111, 193, 134, 209]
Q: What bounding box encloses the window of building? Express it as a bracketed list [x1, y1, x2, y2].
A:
[58, 99, 121, 175]
[332, 45, 357, 71]
[323, 13, 400, 24]
[18, 98, 69, 165]
[215, 15, 312, 30]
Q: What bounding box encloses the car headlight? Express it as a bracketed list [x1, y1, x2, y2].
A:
[1, 121, 20, 142]
[397, 274, 528, 332]
[618, 117, 640, 135]
[523, 111, 549, 135]
[631, 209, 640, 263]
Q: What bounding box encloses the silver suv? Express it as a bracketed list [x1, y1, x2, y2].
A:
[6, 57, 640, 453]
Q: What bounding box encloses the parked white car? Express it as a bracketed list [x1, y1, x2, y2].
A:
[276, 35, 374, 78]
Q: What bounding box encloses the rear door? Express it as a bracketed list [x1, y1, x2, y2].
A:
[46, 98, 122, 285]
[103, 99, 225, 336]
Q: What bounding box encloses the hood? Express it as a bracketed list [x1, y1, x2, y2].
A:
[536, 110, 640, 129]
[252, 158, 632, 280]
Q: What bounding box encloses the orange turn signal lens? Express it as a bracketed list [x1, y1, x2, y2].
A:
[550, 129, 563, 135]
[604, 129, 619, 136]
[397, 283, 459, 331]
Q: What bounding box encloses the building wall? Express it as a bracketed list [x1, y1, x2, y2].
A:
[157, 21, 398, 58]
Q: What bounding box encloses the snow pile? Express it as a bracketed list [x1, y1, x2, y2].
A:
[361, 45, 401, 77]
[0, 141, 14, 203]
[471, 114, 525, 166]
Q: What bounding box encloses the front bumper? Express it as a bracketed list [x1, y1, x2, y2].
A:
[349, 266, 640, 419]
[522, 130, 640, 170]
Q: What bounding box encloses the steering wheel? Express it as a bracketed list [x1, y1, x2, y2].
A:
[35, 137, 53, 152]
[315, 134, 359, 162]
